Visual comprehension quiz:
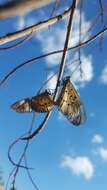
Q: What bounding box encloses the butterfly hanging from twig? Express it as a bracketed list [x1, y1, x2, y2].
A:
[11, 77, 86, 126]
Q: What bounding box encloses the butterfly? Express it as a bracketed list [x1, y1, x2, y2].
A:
[11, 77, 86, 126]
[11, 90, 54, 113]
[56, 76, 86, 125]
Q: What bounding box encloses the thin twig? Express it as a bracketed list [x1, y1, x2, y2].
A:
[24, 155, 40, 190]
[98, 0, 104, 50]
[6, 167, 16, 190]
[21, 112, 52, 140]
[9, 113, 36, 189]
[78, 0, 83, 78]
[8, 134, 32, 169]
[50, 0, 61, 17]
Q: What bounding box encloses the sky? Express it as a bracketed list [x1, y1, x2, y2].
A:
[0, 0, 107, 190]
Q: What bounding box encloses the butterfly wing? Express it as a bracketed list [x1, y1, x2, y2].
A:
[57, 77, 86, 126]
[31, 91, 54, 112]
[11, 91, 54, 113]
[11, 98, 32, 113]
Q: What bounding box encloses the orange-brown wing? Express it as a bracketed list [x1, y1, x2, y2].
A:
[11, 98, 32, 113]
[31, 95, 53, 112]
[31, 91, 54, 112]
[57, 77, 86, 125]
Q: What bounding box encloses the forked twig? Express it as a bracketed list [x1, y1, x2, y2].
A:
[8, 113, 36, 189]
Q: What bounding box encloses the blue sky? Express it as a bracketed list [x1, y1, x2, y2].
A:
[0, 0, 107, 190]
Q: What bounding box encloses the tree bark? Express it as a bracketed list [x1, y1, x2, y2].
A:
[0, 0, 53, 20]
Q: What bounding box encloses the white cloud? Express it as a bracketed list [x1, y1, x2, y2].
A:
[46, 72, 57, 90]
[26, 17, 37, 27]
[100, 65, 107, 84]
[97, 147, 107, 161]
[36, 9, 93, 87]
[14, 8, 93, 87]
[68, 54, 93, 87]
[14, 15, 39, 30]
[36, 9, 91, 67]
[92, 134, 104, 144]
[14, 17, 25, 30]
[69, 9, 91, 46]
[36, 26, 65, 66]
[61, 155, 94, 180]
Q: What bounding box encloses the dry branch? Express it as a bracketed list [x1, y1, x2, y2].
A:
[0, 0, 53, 20]
[0, 6, 71, 46]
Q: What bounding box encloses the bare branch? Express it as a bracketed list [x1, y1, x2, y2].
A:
[0, 31, 33, 51]
[0, 0, 53, 20]
[0, 6, 71, 46]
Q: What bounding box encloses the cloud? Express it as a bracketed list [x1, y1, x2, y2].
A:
[92, 134, 104, 144]
[100, 65, 107, 84]
[67, 53, 93, 87]
[46, 72, 57, 90]
[69, 9, 91, 46]
[14, 8, 93, 87]
[14, 16, 25, 30]
[36, 9, 91, 66]
[36, 26, 65, 66]
[61, 155, 94, 180]
[14, 15, 39, 30]
[97, 147, 107, 161]
[36, 9, 93, 87]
